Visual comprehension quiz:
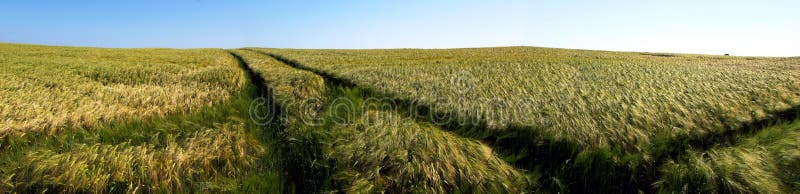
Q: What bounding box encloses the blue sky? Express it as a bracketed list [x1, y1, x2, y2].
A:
[1, 0, 798, 56]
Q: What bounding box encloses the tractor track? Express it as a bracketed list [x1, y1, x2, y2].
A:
[242, 48, 800, 193]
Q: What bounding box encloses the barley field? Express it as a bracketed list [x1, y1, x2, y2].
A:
[254, 47, 800, 192]
[0, 43, 245, 136]
[232, 49, 530, 192]
[657, 119, 800, 193]
[260, 47, 800, 150]
[2, 43, 799, 193]
[0, 44, 280, 192]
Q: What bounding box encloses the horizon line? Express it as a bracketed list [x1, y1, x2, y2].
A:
[2, 41, 794, 58]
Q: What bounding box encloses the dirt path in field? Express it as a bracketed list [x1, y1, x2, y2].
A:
[228, 51, 297, 191]
[242, 49, 587, 191]
[229, 51, 283, 130]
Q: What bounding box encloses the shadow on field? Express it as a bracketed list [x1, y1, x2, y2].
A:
[245, 48, 800, 193]
[229, 51, 326, 193]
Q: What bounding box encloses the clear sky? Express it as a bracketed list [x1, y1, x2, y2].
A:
[1, 0, 797, 56]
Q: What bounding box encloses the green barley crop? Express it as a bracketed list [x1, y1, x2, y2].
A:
[328, 109, 529, 193]
[656, 119, 800, 193]
[255, 47, 800, 192]
[4, 42, 798, 193]
[10, 121, 264, 193]
[259, 47, 800, 151]
[231, 49, 326, 120]
[232, 49, 530, 192]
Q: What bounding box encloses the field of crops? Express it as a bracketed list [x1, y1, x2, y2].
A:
[2, 43, 800, 193]
[232, 49, 530, 192]
[261, 47, 800, 150]
[256, 47, 800, 192]
[0, 44, 245, 136]
[0, 44, 280, 192]
[658, 119, 800, 192]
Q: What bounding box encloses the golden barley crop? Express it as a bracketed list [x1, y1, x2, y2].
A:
[9, 121, 264, 193]
[0, 43, 246, 135]
[0, 44, 279, 192]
